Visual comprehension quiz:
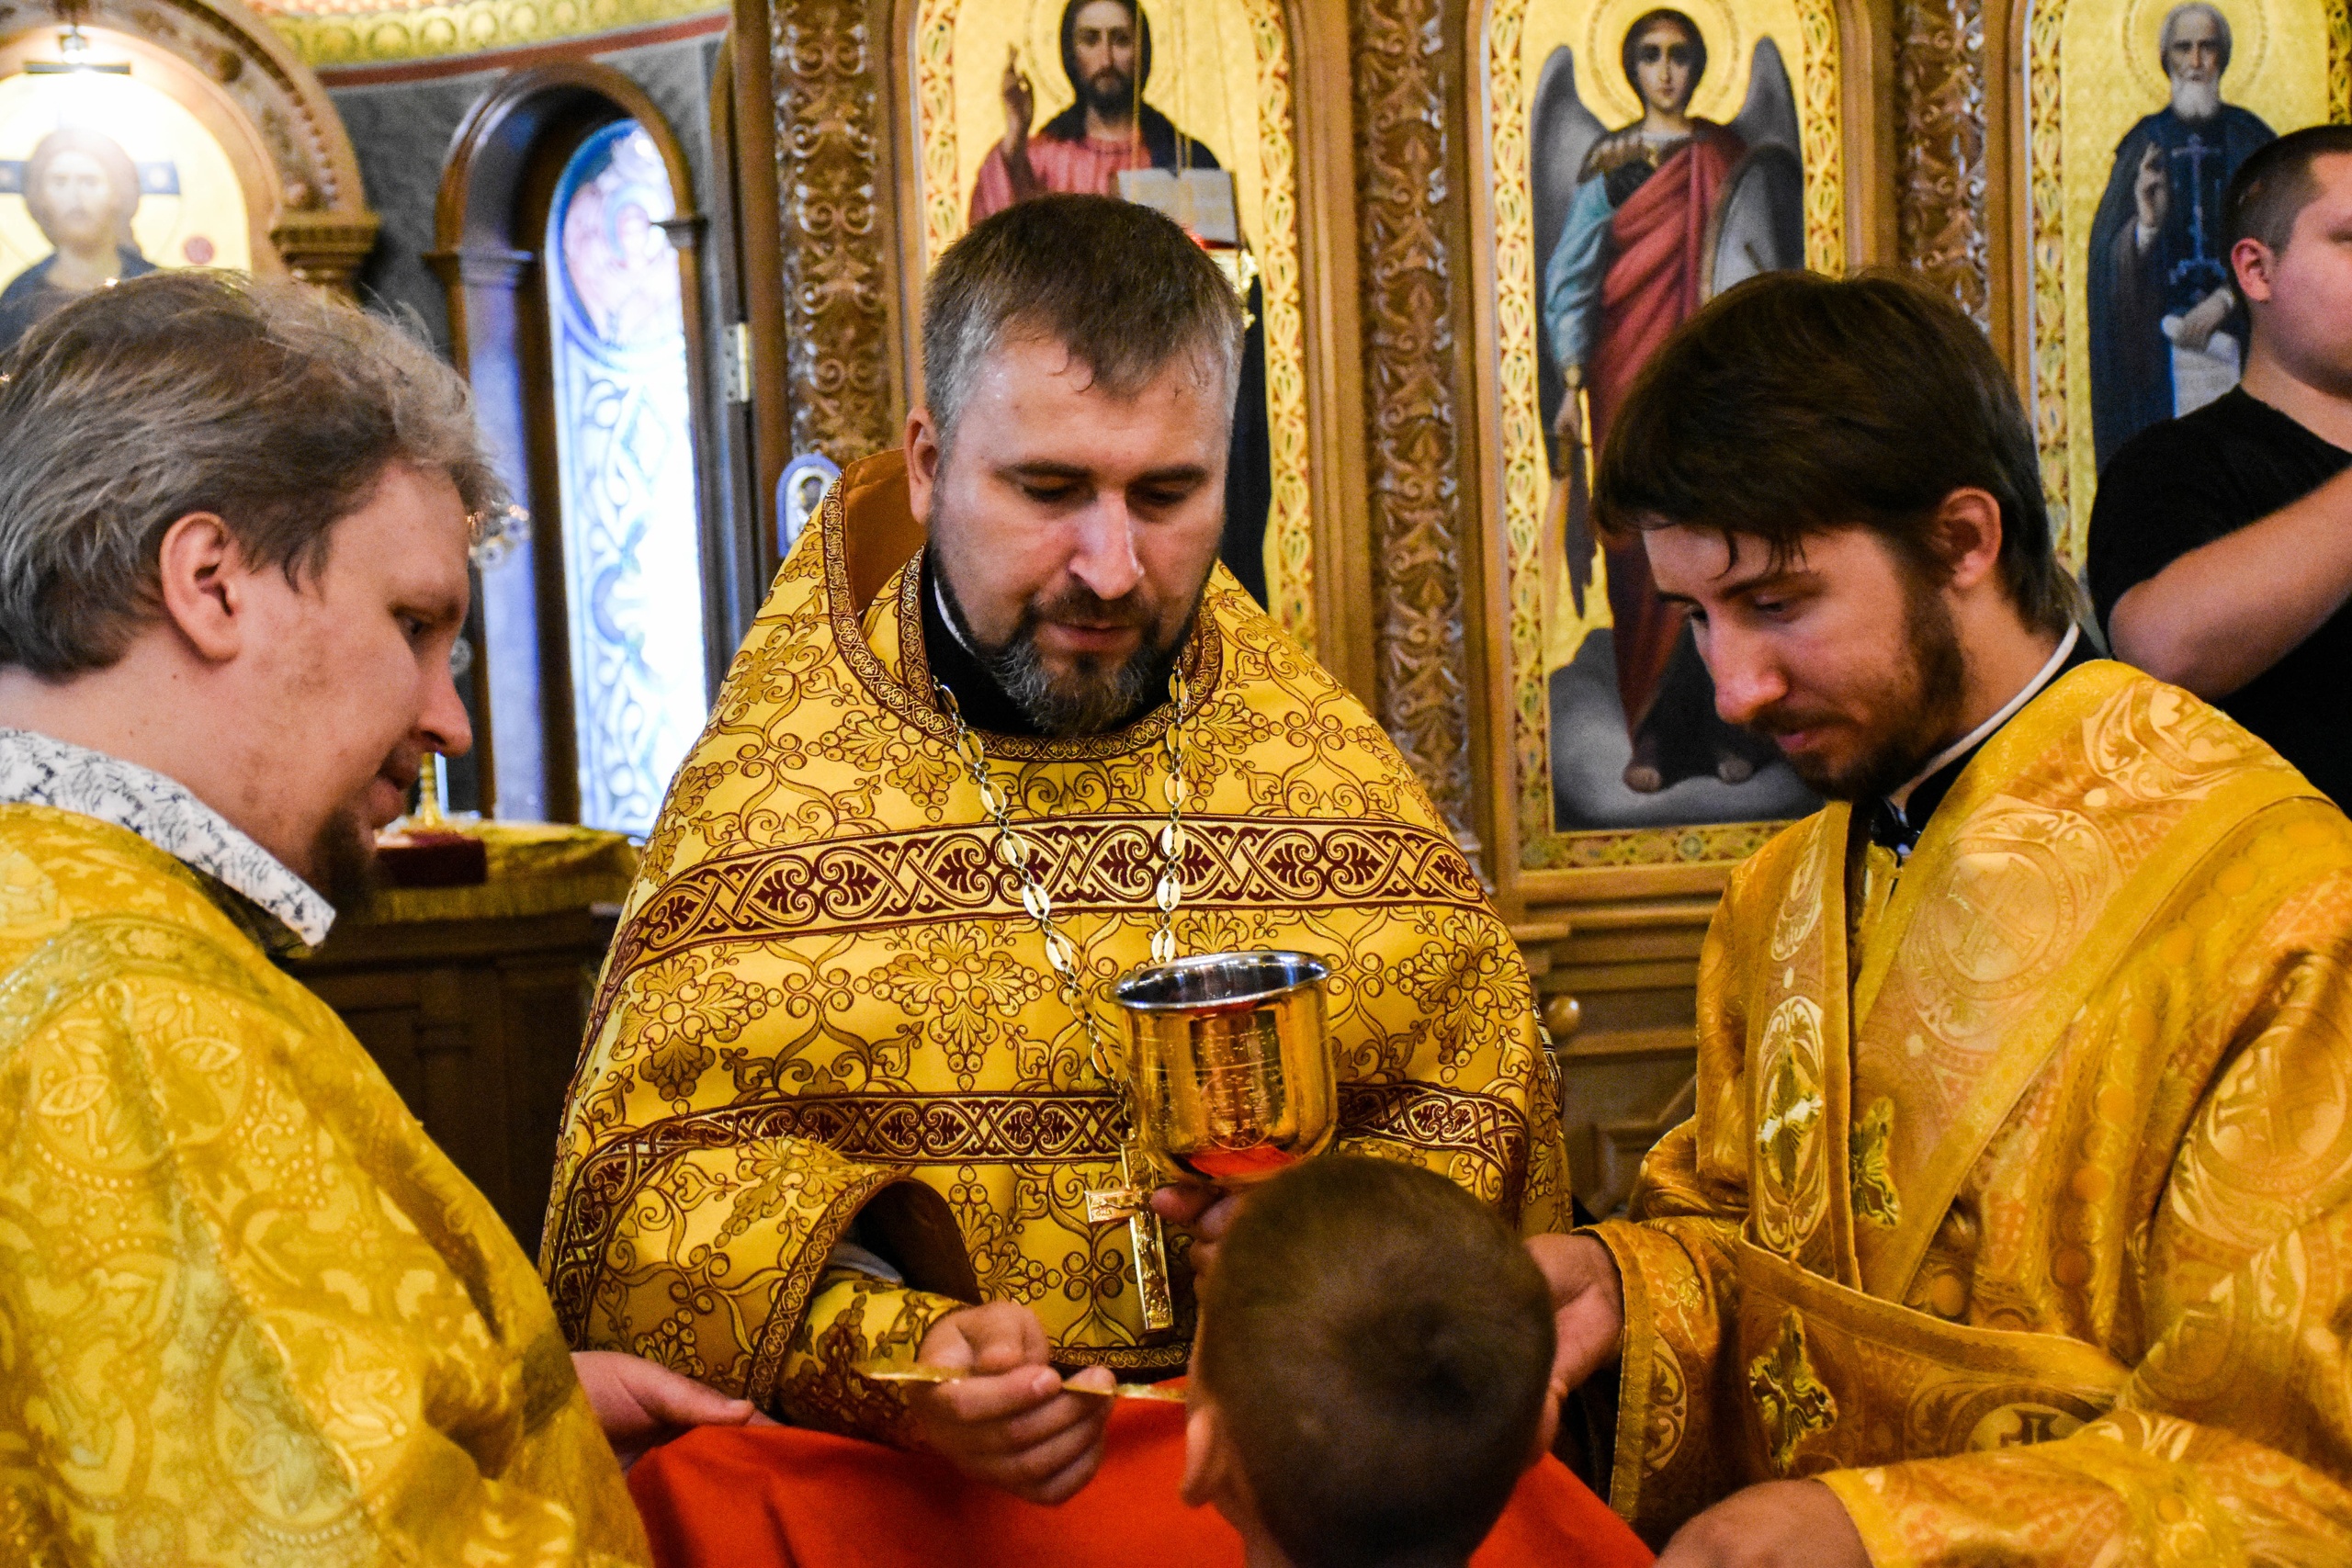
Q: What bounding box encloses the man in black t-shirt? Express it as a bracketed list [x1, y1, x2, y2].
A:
[2090, 123, 2352, 803]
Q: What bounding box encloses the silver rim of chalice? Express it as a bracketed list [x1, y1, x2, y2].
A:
[1113, 951, 1330, 1012]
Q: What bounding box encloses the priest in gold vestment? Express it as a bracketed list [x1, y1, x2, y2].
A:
[0, 275, 755, 1565]
[1529, 270, 2352, 1563]
[544, 196, 1568, 1502]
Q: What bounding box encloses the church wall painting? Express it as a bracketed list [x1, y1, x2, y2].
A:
[2025, 0, 2351, 562]
[907, 0, 1316, 648]
[0, 60, 248, 355]
[1476, 0, 1869, 880]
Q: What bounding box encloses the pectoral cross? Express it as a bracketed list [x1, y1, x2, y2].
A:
[2168, 133, 2229, 297]
[1084, 1147, 1176, 1334]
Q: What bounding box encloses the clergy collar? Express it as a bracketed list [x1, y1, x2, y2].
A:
[920, 551, 1049, 739]
[1869, 624, 2088, 860]
[0, 727, 335, 952]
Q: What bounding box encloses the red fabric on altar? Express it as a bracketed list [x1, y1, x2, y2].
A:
[629, 1401, 1653, 1568]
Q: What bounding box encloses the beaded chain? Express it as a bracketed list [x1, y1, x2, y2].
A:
[936, 670, 1193, 1083]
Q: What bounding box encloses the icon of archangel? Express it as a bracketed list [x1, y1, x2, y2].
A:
[1531, 13, 1813, 811]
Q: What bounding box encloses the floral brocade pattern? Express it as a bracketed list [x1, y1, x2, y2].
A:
[0, 807, 646, 1567]
[1594, 664, 2352, 1559]
[543, 480, 1568, 1418]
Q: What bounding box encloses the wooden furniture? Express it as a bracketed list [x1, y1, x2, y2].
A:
[1520, 905, 1715, 1215]
[286, 904, 617, 1254]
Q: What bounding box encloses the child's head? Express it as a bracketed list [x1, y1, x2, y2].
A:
[1181, 1156, 1559, 1568]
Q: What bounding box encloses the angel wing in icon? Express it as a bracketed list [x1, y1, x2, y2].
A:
[1528, 45, 1608, 468]
[1705, 38, 1805, 295]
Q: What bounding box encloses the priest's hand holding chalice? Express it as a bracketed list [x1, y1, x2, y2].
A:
[1124, 950, 1338, 1280]
[907, 944, 1340, 1503]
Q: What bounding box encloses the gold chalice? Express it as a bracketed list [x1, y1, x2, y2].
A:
[1083, 951, 1337, 1335]
[1114, 951, 1338, 1186]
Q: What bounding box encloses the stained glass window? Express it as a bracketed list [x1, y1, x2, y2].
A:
[546, 120, 708, 835]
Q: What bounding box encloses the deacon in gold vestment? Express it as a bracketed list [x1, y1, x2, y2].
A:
[1531, 271, 2352, 1564]
[0, 274, 752, 1565]
[544, 197, 1567, 1500]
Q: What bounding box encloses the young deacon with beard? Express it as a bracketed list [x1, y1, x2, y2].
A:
[1531, 272, 2352, 1562]
[0, 273, 760, 1566]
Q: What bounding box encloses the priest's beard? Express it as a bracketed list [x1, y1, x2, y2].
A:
[936, 565, 1193, 738]
[2171, 74, 2222, 121]
[1083, 65, 1136, 121]
[1750, 565, 1969, 802]
[311, 804, 379, 915]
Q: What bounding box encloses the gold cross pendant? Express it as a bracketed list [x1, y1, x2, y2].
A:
[1084, 1147, 1175, 1334]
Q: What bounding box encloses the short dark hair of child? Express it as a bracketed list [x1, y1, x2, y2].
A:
[1193, 1156, 1558, 1568]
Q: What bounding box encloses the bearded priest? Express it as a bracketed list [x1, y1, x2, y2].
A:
[1531, 270, 2352, 1563]
[543, 195, 1572, 1521]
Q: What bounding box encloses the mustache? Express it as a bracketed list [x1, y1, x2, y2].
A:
[1743, 701, 1842, 738]
[1024, 583, 1155, 634]
[379, 747, 425, 795]
[1083, 68, 1136, 110]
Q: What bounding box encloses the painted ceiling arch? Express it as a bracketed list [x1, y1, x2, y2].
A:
[247, 0, 723, 70]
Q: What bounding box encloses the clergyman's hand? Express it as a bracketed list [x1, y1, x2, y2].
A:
[571, 1350, 764, 1470]
[910, 1301, 1114, 1505]
[1653, 1481, 1870, 1567]
[2134, 141, 2168, 240]
[1149, 1182, 1247, 1278]
[1524, 1233, 1625, 1393]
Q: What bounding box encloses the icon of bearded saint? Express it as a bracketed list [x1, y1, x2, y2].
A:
[968, 0, 1224, 222]
[0, 127, 156, 355]
[963, 0, 1279, 614]
[2087, 1, 2275, 470]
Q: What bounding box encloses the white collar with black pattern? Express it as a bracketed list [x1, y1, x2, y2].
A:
[0, 727, 334, 950]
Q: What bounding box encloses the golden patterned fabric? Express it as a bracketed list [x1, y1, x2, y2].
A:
[541, 466, 1569, 1437]
[359, 821, 639, 926]
[1593, 660, 2352, 1562]
[0, 806, 645, 1566]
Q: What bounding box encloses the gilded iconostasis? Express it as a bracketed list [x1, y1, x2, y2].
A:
[5, 0, 2347, 865]
[2, 0, 2348, 1210]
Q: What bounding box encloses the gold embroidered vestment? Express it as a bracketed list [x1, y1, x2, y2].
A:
[0, 807, 645, 1566]
[542, 464, 1568, 1437]
[1594, 661, 2352, 1562]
